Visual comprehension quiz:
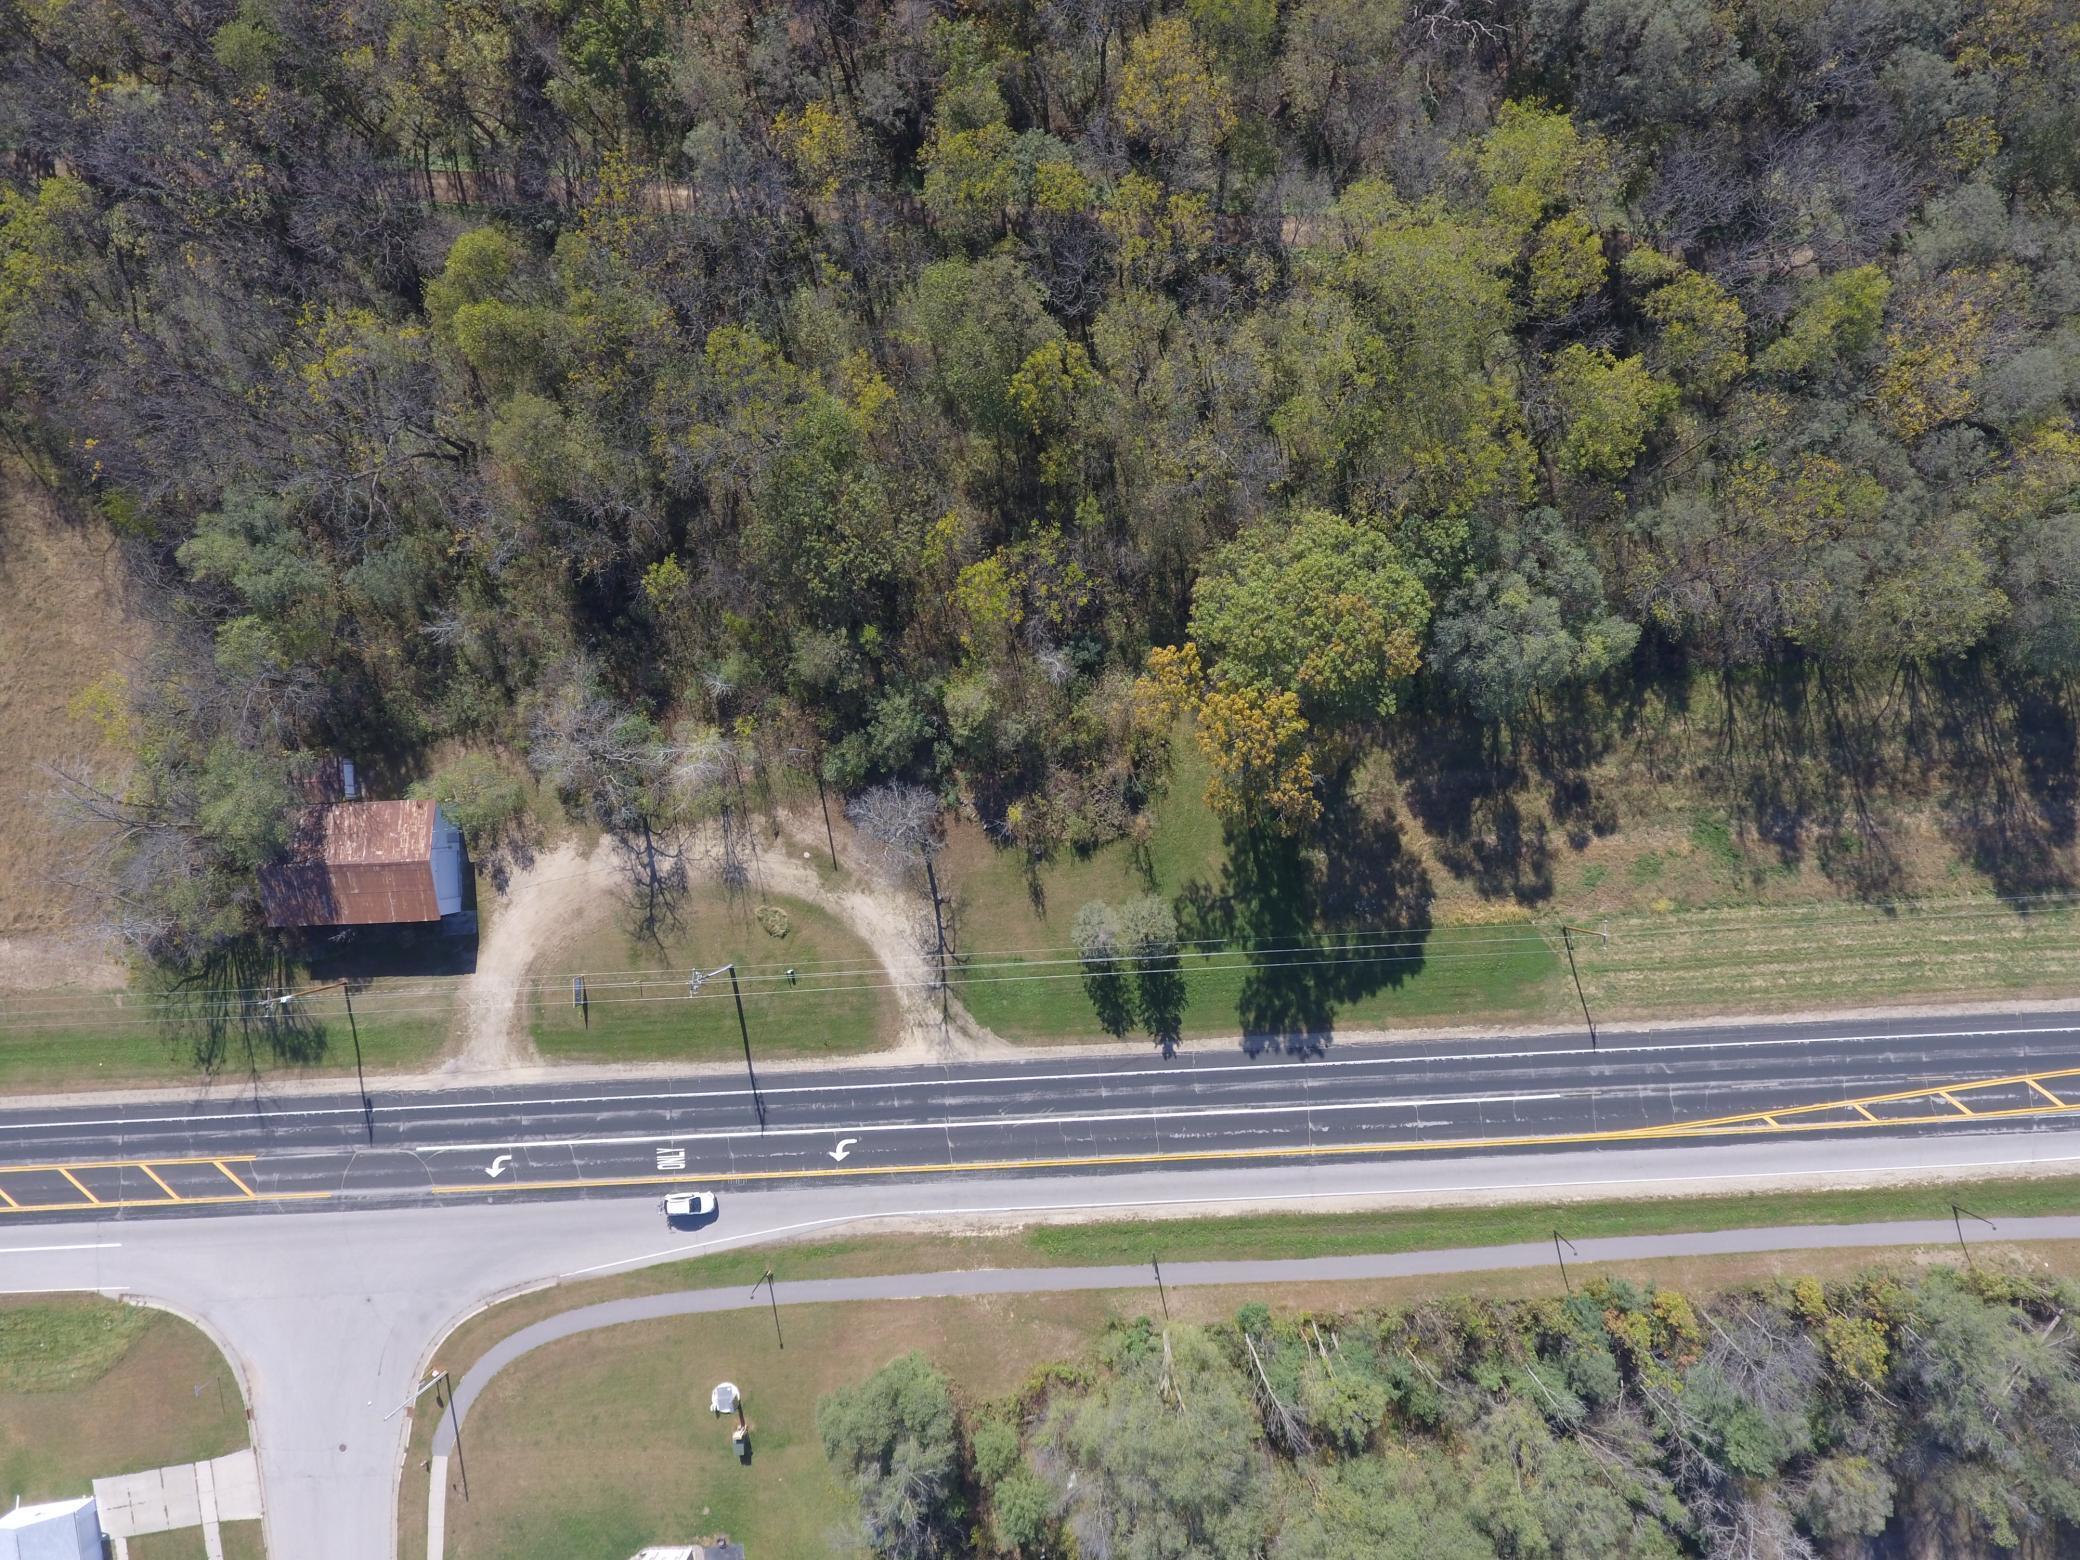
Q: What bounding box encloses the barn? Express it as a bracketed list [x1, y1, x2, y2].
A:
[258, 800, 467, 930]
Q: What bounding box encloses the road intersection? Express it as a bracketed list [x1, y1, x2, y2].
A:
[7, 1008, 2080, 1556]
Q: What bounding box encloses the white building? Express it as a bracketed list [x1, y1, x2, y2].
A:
[0, 1497, 101, 1560]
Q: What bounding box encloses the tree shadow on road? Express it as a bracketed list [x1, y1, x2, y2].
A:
[1175, 777, 1434, 1055]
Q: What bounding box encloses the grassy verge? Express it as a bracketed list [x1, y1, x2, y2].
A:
[954, 921, 1564, 1042]
[0, 1298, 248, 1505]
[0, 977, 455, 1092]
[429, 1227, 2080, 1559]
[527, 887, 897, 1063]
[1573, 897, 2080, 1017]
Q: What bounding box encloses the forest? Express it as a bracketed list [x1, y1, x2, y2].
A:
[816, 1263, 2080, 1558]
[3, 0, 2079, 959]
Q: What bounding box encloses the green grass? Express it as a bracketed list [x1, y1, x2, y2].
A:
[0, 1302, 156, 1392]
[954, 922, 1562, 1042]
[220, 1522, 266, 1560]
[529, 889, 897, 1063]
[466, 1173, 2080, 1309]
[0, 1299, 247, 1505]
[130, 1531, 210, 1560]
[0, 979, 453, 1092]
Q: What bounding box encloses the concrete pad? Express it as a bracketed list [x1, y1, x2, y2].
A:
[204, 1450, 262, 1521]
[93, 1462, 200, 1536]
[91, 1450, 259, 1538]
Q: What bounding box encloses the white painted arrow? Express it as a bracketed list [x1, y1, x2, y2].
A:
[485, 1154, 514, 1179]
[827, 1138, 858, 1163]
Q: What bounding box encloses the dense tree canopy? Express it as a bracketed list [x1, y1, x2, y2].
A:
[826, 1264, 2080, 1558]
[5, 0, 2079, 955]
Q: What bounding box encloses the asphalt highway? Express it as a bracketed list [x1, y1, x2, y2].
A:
[7, 1009, 2080, 1217]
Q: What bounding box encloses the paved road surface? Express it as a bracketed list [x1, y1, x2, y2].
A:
[8, 1129, 2080, 1559]
[6, 1010, 2080, 1217]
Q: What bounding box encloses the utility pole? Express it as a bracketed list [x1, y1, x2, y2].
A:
[1952, 1201, 1994, 1268]
[692, 963, 762, 1128]
[277, 980, 371, 1140]
[1553, 1230, 1580, 1294]
[1558, 926, 1604, 1050]
[1152, 1254, 1170, 1321]
[751, 1268, 783, 1349]
[922, 851, 948, 1024]
[815, 765, 839, 869]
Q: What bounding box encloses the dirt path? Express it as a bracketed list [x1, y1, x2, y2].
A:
[751, 810, 1015, 1064]
[447, 838, 622, 1073]
[447, 816, 1012, 1076]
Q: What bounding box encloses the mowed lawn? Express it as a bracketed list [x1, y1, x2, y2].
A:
[0, 1297, 248, 1504]
[441, 1291, 1113, 1560]
[131, 1526, 264, 1560]
[528, 888, 898, 1063]
[0, 978, 456, 1092]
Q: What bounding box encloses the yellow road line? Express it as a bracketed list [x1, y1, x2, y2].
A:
[57, 1168, 98, 1205]
[2031, 1078, 2068, 1105]
[0, 1191, 331, 1214]
[138, 1164, 181, 1201]
[0, 1155, 259, 1175]
[1937, 1091, 1972, 1115]
[0, 1183, 15, 1207]
[212, 1161, 258, 1198]
[428, 1067, 2080, 1198]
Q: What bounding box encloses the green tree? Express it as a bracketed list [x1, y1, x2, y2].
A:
[1431, 511, 1638, 721]
[817, 1352, 965, 1560]
[1547, 345, 1677, 480]
[1190, 510, 1431, 723]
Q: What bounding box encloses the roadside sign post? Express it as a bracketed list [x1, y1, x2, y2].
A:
[1553, 1230, 1580, 1294]
[1952, 1201, 1994, 1268]
[751, 1268, 783, 1350]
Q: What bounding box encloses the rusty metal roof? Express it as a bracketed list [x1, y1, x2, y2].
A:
[258, 801, 441, 927]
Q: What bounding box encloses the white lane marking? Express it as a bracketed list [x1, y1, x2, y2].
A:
[828, 1138, 859, 1163]
[415, 1072, 2036, 1160]
[0, 1242, 121, 1253]
[656, 1148, 687, 1171]
[558, 1143, 2080, 1278]
[484, 1155, 513, 1179]
[5, 1020, 2075, 1138]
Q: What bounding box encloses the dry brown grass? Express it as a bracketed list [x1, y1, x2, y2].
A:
[0, 1297, 247, 1504]
[0, 470, 144, 963]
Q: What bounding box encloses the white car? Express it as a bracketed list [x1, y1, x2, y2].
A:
[661, 1190, 717, 1221]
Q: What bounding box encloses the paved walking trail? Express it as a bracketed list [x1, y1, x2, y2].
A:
[423, 1213, 2080, 1553]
